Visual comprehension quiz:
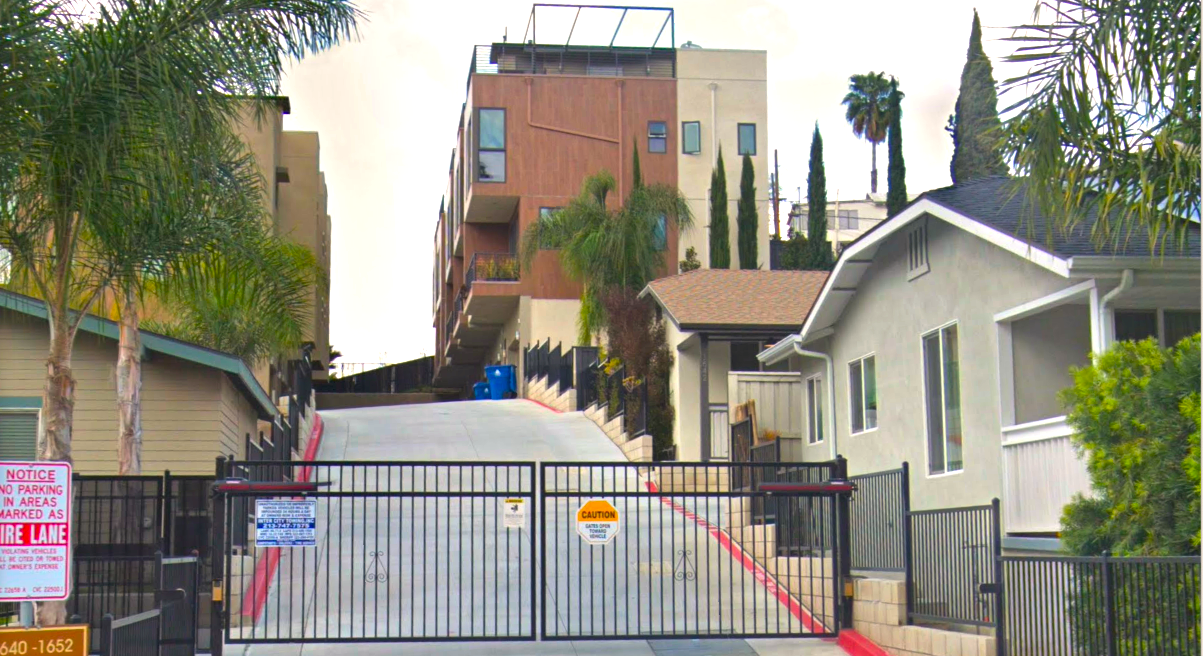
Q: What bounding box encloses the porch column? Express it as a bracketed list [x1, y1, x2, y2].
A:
[700, 333, 710, 462]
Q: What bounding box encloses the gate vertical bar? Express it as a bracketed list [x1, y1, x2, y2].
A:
[835, 456, 853, 629]
[901, 461, 914, 626]
[531, 463, 539, 641]
[1102, 550, 1117, 656]
[210, 457, 226, 656]
[991, 498, 1005, 656]
[163, 470, 174, 555]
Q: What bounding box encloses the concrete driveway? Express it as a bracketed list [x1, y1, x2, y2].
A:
[238, 400, 845, 656]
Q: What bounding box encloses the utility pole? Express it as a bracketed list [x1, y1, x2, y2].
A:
[772, 149, 781, 239]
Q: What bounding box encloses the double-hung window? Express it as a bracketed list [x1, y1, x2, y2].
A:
[648, 121, 667, 153]
[682, 121, 701, 155]
[922, 323, 962, 475]
[806, 375, 825, 444]
[477, 108, 506, 182]
[849, 355, 877, 434]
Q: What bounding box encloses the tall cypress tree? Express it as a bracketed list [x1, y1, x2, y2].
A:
[803, 124, 833, 270]
[950, 10, 1007, 184]
[886, 78, 908, 217]
[709, 147, 730, 269]
[631, 139, 643, 190]
[736, 154, 759, 269]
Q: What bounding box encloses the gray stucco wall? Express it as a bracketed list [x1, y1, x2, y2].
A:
[794, 215, 1085, 510]
[1011, 304, 1091, 424]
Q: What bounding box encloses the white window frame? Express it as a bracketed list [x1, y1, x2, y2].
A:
[920, 320, 963, 478]
[848, 352, 878, 436]
[806, 374, 824, 445]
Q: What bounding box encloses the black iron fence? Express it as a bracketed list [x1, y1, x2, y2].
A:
[575, 349, 600, 410]
[101, 609, 160, 656]
[906, 500, 1000, 627]
[318, 356, 434, 393]
[849, 463, 909, 573]
[92, 552, 202, 656]
[1000, 554, 1200, 656]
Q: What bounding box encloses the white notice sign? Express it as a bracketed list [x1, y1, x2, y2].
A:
[0, 461, 72, 601]
[255, 499, 317, 547]
[502, 498, 525, 529]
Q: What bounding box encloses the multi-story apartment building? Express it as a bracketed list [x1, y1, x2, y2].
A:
[787, 194, 890, 256]
[234, 98, 334, 386]
[432, 7, 770, 391]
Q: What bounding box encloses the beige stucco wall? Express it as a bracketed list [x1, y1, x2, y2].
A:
[279, 132, 332, 374]
[792, 216, 1094, 510]
[676, 49, 771, 271]
[666, 321, 737, 461]
[0, 308, 257, 474]
[1011, 304, 1091, 424]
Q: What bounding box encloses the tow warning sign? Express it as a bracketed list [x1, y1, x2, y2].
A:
[575, 499, 619, 545]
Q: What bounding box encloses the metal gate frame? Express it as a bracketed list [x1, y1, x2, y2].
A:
[539, 461, 852, 641]
[210, 458, 537, 652]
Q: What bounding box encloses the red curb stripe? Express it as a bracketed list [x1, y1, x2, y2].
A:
[525, 398, 562, 413]
[242, 412, 324, 620]
[644, 480, 828, 634]
[838, 629, 891, 656]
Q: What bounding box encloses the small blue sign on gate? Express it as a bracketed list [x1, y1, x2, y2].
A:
[255, 499, 317, 547]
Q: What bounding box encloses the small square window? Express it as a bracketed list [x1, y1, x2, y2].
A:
[478, 151, 506, 182]
[682, 121, 701, 155]
[648, 121, 667, 154]
[737, 123, 756, 156]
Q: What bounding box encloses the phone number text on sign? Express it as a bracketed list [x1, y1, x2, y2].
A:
[0, 462, 72, 601]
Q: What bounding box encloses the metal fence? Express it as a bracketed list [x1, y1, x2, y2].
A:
[101, 609, 161, 656]
[159, 554, 201, 656]
[907, 500, 1000, 627]
[849, 464, 909, 572]
[1000, 554, 1201, 656]
[317, 356, 434, 394]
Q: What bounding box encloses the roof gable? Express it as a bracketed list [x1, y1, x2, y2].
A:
[641, 269, 828, 330]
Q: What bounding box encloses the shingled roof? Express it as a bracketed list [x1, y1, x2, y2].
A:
[920, 176, 1200, 259]
[641, 269, 829, 330]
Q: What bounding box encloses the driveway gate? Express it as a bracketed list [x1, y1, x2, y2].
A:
[541, 462, 847, 639]
[213, 460, 536, 648]
[212, 459, 849, 649]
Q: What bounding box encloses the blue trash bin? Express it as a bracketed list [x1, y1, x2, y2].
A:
[473, 381, 490, 400]
[485, 365, 517, 400]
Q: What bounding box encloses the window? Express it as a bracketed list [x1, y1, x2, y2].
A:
[1164, 310, 1201, 346]
[648, 121, 667, 154]
[826, 209, 859, 231]
[730, 342, 761, 372]
[806, 375, 825, 444]
[1115, 309, 1201, 346]
[538, 207, 562, 249]
[682, 121, 701, 155]
[737, 123, 757, 156]
[849, 355, 877, 434]
[652, 213, 667, 251]
[0, 412, 37, 461]
[923, 324, 962, 475]
[907, 220, 929, 279]
[477, 108, 506, 182]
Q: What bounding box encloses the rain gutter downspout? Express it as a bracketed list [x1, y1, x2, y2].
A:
[791, 340, 837, 461]
[1099, 269, 1135, 350]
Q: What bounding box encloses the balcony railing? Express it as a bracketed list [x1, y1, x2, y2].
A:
[466, 252, 520, 289]
[445, 286, 467, 343]
[468, 43, 675, 88]
[1001, 415, 1091, 533]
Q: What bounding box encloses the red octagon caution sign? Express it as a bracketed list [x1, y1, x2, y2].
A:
[576, 498, 620, 545]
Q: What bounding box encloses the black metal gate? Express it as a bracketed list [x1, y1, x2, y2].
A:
[540, 462, 848, 640]
[214, 460, 536, 647]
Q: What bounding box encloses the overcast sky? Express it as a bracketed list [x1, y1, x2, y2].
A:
[278, 0, 1042, 366]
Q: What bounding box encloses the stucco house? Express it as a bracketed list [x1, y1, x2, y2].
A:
[758, 177, 1200, 551]
[0, 289, 277, 474]
[640, 269, 828, 461]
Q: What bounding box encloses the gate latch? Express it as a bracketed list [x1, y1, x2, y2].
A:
[978, 582, 1000, 595]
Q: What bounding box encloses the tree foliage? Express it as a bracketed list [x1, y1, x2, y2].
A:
[841, 72, 892, 193]
[520, 157, 693, 345]
[602, 290, 674, 459]
[802, 125, 834, 270]
[885, 78, 908, 217]
[951, 10, 1008, 184]
[776, 232, 809, 270]
[708, 147, 730, 269]
[1059, 335, 1201, 556]
[736, 154, 759, 269]
[679, 247, 701, 272]
[1000, 0, 1199, 251]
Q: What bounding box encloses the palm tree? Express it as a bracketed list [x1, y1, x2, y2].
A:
[519, 168, 693, 345]
[1001, 0, 1198, 249]
[0, 0, 359, 624]
[842, 72, 893, 193]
